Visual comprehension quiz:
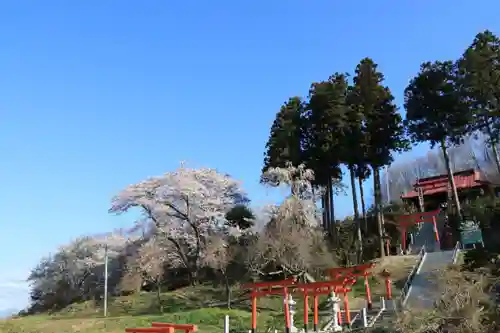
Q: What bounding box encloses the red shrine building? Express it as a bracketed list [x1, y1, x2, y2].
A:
[400, 169, 500, 211]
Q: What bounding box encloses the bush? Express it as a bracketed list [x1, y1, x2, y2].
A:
[393, 265, 498, 333]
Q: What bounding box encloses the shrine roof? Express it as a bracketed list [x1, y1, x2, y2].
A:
[401, 169, 494, 199]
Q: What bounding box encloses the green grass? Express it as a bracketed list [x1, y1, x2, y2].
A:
[0, 286, 336, 333]
[0, 308, 253, 333]
[0, 256, 420, 333]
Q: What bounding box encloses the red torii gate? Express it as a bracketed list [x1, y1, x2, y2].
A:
[242, 277, 356, 333]
[293, 278, 355, 331]
[327, 263, 375, 310]
[242, 278, 296, 333]
[399, 209, 441, 251]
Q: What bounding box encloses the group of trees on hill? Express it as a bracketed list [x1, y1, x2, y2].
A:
[24, 30, 500, 315]
[263, 29, 500, 250]
[262, 59, 407, 259]
[27, 164, 335, 313]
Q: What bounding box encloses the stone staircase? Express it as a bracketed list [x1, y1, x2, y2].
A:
[368, 245, 458, 330]
[403, 211, 457, 308]
[313, 216, 459, 331]
[365, 250, 454, 329]
[335, 299, 390, 330]
[404, 249, 455, 308]
[356, 212, 458, 330]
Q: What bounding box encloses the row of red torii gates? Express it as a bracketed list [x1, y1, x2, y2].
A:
[242, 208, 447, 333]
[123, 210, 447, 333]
[242, 263, 393, 333]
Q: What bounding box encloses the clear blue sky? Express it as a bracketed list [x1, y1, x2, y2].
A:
[0, 0, 498, 311]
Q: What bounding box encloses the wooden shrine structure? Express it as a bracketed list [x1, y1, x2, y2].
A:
[400, 169, 500, 211]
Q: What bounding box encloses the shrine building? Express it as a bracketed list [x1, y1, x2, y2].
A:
[400, 169, 500, 211]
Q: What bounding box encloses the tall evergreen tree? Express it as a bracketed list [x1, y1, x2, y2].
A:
[459, 30, 500, 174]
[344, 83, 367, 253]
[350, 58, 407, 257]
[355, 166, 370, 231]
[304, 73, 348, 235]
[404, 61, 472, 220]
[262, 97, 305, 177]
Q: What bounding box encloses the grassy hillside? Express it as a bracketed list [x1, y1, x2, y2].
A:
[0, 255, 419, 333]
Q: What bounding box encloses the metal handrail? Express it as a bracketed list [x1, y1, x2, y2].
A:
[348, 311, 360, 326]
[398, 245, 426, 308]
[367, 308, 384, 328]
[367, 297, 386, 327]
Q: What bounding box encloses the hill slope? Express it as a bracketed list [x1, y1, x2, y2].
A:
[0, 255, 419, 333]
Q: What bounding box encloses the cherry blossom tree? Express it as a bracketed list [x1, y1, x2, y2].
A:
[202, 235, 234, 308]
[136, 237, 168, 312]
[262, 163, 320, 226]
[250, 164, 335, 278]
[261, 162, 315, 199]
[109, 163, 249, 284]
[27, 232, 132, 311]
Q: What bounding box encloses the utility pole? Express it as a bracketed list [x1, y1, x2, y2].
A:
[104, 244, 108, 317]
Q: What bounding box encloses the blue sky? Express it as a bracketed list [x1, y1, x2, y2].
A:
[0, 0, 499, 311]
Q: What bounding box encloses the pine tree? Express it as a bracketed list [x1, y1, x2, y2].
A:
[262, 97, 305, 175]
[459, 30, 500, 173]
[404, 61, 472, 220]
[350, 58, 407, 257]
[355, 166, 371, 232]
[343, 82, 367, 255]
[303, 73, 348, 235]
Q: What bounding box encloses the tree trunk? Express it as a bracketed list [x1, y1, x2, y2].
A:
[375, 170, 386, 227]
[349, 166, 360, 221]
[166, 236, 197, 286]
[325, 181, 331, 232]
[349, 166, 363, 260]
[312, 187, 318, 221]
[373, 167, 385, 258]
[440, 138, 462, 220]
[384, 166, 391, 204]
[485, 123, 500, 175]
[376, 169, 387, 247]
[188, 268, 198, 286]
[328, 177, 335, 224]
[328, 177, 336, 241]
[224, 273, 231, 309]
[358, 176, 368, 232]
[325, 180, 332, 239]
[321, 193, 328, 231]
[490, 143, 500, 175]
[156, 282, 163, 313]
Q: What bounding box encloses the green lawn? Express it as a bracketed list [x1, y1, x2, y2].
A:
[0, 256, 419, 333]
[0, 309, 252, 333]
